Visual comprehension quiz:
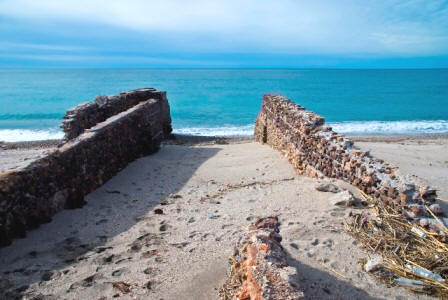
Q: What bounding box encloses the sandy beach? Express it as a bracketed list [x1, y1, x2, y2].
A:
[0, 136, 447, 299]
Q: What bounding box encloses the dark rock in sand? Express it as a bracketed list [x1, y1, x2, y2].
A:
[154, 208, 164, 215]
[315, 182, 340, 193]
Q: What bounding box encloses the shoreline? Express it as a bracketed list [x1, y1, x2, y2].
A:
[2, 133, 448, 149]
[2, 133, 447, 199]
[2, 134, 447, 173]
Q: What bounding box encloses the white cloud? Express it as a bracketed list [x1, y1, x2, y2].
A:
[0, 0, 447, 55]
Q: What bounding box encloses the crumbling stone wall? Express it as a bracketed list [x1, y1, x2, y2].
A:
[61, 88, 172, 140]
[220, 216, 304, 300]
[255, 95, 437, 213]
[0, 89, 172, 246]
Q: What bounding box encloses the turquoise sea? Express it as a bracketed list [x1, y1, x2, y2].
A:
[0, 69, 447, 142]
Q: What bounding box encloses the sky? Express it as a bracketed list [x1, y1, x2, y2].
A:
[1, 0, 448, 68]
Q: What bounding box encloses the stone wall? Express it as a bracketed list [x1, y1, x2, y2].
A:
[220, 216, 304, 299]
[0, 89, 172, 246]
[255, 95, 437, 215]
[61, 88, 172, 140]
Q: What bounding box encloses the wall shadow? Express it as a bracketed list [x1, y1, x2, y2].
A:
[285, 250, 384, 300]
[0, 144, 220, 299]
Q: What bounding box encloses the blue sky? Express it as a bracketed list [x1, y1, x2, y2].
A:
[1, 0, 447, 68]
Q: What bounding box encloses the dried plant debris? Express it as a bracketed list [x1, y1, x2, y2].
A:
[111, 281, 131, 294]
[345, 190, 448, 297]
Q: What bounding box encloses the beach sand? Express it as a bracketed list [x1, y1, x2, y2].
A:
[0, 136, 446, 299]
[354, 136, 448, 199]
[0, 140, 58, 172]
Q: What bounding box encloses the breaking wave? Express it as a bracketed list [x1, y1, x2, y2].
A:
[2, 120, 448, 142]
[173, 124, 255, 137]
[174, 120, 448, 137]
[0, 129, 64, 142]
[328, 120, 448, 136]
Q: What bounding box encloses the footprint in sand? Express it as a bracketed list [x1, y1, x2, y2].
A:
[53, 237, 92, 263]
[69, 273, 103, 290]
[143, 267, 160, 276]
[40, 270, 61, 282]
[169, 241, 189, 249]
[95, 254, 118, 265]
[322, 238, 334, 248]
[290, 242, 299, 250]
[128, 233, 163, 253]
[111, 268, 127, 277]
[159, 223, 172, 232]
[95, 219, 108, 225]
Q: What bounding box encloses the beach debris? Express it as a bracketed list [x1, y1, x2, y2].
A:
[199, 177, 294, 203]
[345, 190, 448, 297]
[219, 216, 304, 299]
[408, 204, 424, 216]
[394, 277, 425, 291]
[252, 215, 279, 230]
[329, 190, 358, 207]
[419, 186, 437, 201]
[410, 226, 427, 238]
[406, 264, 445, 282]
[364, 255, 383, 272]
[428, 203, 442, 215]
[418, 218, 435, 228]
[315, 182, 340, 193]
[111, 281, 131, 293]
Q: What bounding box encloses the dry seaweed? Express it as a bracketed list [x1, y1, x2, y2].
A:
[219, 255, 241, 300]
[111, 281, 131, 294]
[345, 190, 448, 297]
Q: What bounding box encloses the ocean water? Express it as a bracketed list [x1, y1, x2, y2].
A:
[0, 69, 447, 142]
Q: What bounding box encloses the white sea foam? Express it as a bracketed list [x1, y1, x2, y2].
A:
[329, 120, 448, 136]
[2, 120, 447, 142]
[174, 120, 448, 137]
[0, 129, 64, 142]
[173, 124, 255, 137]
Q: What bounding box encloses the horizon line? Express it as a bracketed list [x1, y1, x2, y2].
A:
[1, 67, 448, 70]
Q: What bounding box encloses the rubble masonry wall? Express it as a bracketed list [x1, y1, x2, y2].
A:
[0, 89, 171, 246]
[254, 94, 437, 212]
